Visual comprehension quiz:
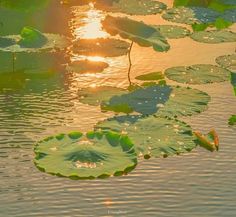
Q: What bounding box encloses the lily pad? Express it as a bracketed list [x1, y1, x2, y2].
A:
[101, 84, 210, 117]
[0, 37, 16, 48]
[101, 85, 172, 115]
[222, 9, 236, 22]
[231, 72, 236, 95]
[190, 30, 236, 43]
[73, 38, 130, 57]
[153, 25, 191, 39]
[78, 86, 128, 106]
[216, 54, 236, 72]
[96, 115, 197, 158]
[135, 71, 164, 81]
[165, 64, 231, 84]
[67, 60, 109, 74]
[95, 0, 167, 15]
[157, 86, 210, 117]
[162, 7, 220, 25]
[228, 115, 236, 125]
[102, 15, 170, 52]
[34, 131, 137, 179]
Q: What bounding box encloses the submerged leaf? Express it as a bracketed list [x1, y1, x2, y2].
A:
[34, 131, 137, 179]
[96, 115, 197, 158]
[135, 71, 164, 81]
[67, 60, 109, 74]
[95, 0, 167, 15]
[78, 86, 128, 106]
[165, 64, 231, 84]
[72, 38, 130, 57]
[102, 15, 170, 52]
[190, 30, 236, 43]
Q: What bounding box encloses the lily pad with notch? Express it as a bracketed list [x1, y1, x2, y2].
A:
[216, 54, 236, 72]
[96, 115, 197, 159]
[34, 131, 137, 179]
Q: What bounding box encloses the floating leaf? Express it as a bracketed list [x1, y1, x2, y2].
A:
[102, 85, 172, 115]
[190, 30, 236, 43]
[72, 38, 130, 57]
[228, 115, 236, 125]
[34, 131, 137, 179]
[0, 36, 16, 48]
[135, 71, 164, 81]
[153, 25, 191, 39]
[222, 9, 236, 22]
[95, 0, 167, 15]
[102, 15, 170, 52]
[216, 54, 236, 72]
[162, 7, 220, 25]
[231, 72, 236, 95]
[165, 64, 231, 84]
[18, 26, 48, 48]
[96, 115, 197, 158]
[67, 60, 109, 74]
[78, 86, 128, 106]
[194, 130, 219, 152]
[157, 86, 210, 117]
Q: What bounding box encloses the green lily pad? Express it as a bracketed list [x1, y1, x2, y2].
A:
[102, 15, 170, 52]
[73, 38, 130, 57]
[34, 131, 137, 179]
[101, 85, 172, 115]
[222, 9, 236, 22]
[67, 60, 109, 74]
[95, 0, 167, 15]
[18, 26, 48, 48]
[157, 86, 210, 117]
[190, 30, 236, 43]
[96, 115, 197, 158]
[216, 54, 236, 72]
[228, 115, 236, 125]
[162, 7, 220, 25]
[135, 71, 164, 81]
[153, 25, 191, 39]
[165, 64, 231, 84]
[78, 86, 128, 106]
[0, 37, 16, 48]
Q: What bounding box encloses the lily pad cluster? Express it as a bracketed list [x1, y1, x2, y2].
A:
[94, 0, 167, 15]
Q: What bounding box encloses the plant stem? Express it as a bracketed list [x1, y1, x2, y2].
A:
[128, 41, 134, 85]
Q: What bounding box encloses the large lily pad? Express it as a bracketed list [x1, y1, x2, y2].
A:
[102, 85, 172, 115]
[165, 64, 231, 84]
[101, 85, 210, 117]
[78, 86, 128, 106]
[162, 7, 220, 25]
[67, 60, 109, 74]
[72, 38, 130, 57]
[216, 54, 236, 72]
[102, 15, 170, 52]
[157, 86, 210, 117]
[95, 0, 167, 15]
[231, 72, 236, 95]
[190, 30, 236, 43]
[96, 115, 197, 158]
[34, 131, 137, 179]
[153, 25, 191, 39]
[228, 115, 236, 125]
[222, 9, 236, 22]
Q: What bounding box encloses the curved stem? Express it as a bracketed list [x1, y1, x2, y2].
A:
[128, 41, 134, 86]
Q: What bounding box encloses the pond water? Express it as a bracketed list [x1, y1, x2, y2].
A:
[0, 0, 236, 216]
